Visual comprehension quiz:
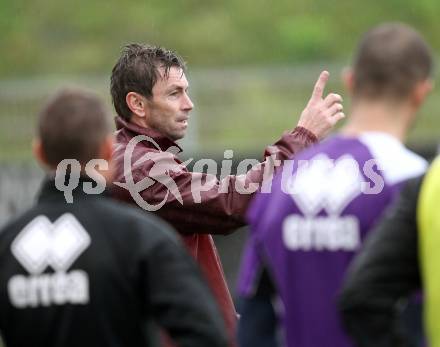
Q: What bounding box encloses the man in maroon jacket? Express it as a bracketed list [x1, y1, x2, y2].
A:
[110, 43, 344, 346]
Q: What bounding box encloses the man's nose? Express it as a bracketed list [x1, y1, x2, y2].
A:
[182, 93, 194, 111]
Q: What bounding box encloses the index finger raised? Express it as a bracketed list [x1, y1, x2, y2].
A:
[310, 70, 329, 102]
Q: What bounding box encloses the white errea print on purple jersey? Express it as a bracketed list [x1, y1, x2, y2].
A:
[238, 132, 427, 347]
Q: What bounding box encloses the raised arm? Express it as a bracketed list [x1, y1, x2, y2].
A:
[137, 72, 345, 234]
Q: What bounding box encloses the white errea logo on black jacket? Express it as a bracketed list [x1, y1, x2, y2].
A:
[8, 213, 91, 308]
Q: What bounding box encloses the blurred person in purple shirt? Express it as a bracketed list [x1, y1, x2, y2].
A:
[237, 22, 434, 347]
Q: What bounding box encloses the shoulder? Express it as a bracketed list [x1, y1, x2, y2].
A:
[91, 197, 179, 244]
[359, 132, 427, 185]
[0, 206, 45, 247]
[248, 137, 351, 220]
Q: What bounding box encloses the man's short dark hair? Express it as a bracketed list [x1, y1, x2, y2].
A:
[110, 43, 186, 121]
[352, 23, 433, 99]
[38, 87, 112, 166]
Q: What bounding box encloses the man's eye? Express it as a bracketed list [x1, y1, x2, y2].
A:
[170, 91, 179, 96]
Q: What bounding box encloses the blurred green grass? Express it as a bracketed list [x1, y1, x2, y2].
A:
[3, 0, 440, 78]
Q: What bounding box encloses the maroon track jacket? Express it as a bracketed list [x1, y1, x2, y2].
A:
[111, 116, 317, 346]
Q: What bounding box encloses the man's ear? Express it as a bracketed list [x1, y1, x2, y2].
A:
[126, 92, 149, 119]
[32, 138, 51, 168]
[342, 67, 354, 95]
[411, 78, 434, 108]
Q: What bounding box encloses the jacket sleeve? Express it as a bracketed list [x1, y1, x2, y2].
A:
[141, 127, 317, 234]
[338, 176, 424, 347]
[142, 230, 229, 347]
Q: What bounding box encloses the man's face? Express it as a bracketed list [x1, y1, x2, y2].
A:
[144, 66, 193, 141]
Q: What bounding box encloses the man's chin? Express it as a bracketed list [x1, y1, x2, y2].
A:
[170, 131, 186, 142]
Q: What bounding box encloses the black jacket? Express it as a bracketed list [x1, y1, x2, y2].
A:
[0, 177, 228, 347]
[338, 176, 424, 347]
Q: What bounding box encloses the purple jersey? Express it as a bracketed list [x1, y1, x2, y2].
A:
[238, 132, 427, 347]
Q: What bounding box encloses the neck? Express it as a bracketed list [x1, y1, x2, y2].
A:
[131, 116, 149, 129]
[44, 162, 113, 185]
[341, 99, 415, 142]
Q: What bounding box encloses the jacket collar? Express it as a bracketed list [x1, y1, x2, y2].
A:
[37, 175, 108, 204]
[115, 116, 183, 152]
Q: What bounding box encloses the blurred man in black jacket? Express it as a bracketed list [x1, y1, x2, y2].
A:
[338, 170, 430, 347]
[0, 88, 228, 347]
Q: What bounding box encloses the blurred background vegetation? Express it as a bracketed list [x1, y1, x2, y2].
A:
[1, 0, 440, 161]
